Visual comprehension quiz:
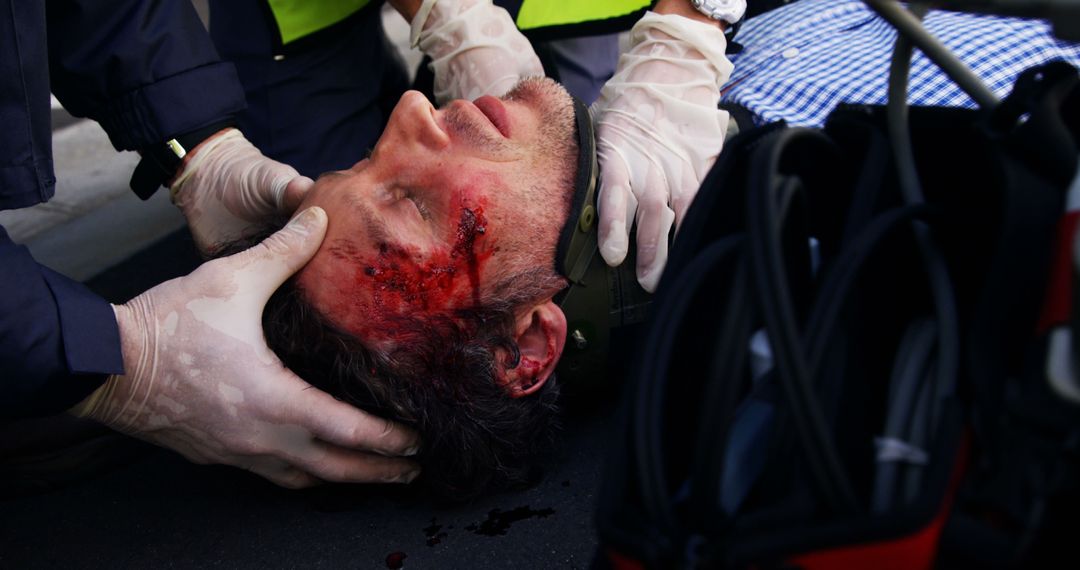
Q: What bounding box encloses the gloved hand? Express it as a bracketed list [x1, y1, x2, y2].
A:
[410, 0, 544, 104]
[170, 128, 314, 256]
[72, 207, 421, 489]
[591, 11, 735, 292]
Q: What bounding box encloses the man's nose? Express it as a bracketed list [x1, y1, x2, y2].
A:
[390, 91, 450, 151]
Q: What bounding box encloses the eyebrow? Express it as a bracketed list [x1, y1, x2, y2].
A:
[356, 200, 392, 247]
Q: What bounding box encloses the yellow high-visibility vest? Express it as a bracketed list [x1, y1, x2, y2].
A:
[266, 0, 652, 45]
[267, 0, 372, 45]
[515, 0, 652, 31]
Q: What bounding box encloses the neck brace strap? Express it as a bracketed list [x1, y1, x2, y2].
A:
[554, 97, 652, 391]
[556, 96, 601, 284]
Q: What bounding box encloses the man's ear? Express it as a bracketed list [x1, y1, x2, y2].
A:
[495, 300, 567, 398]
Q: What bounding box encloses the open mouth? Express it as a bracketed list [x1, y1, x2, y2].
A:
[473, 96, 511, 138]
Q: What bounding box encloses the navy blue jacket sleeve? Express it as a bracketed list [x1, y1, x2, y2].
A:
[2, 0, 246, 418]
[46, 0, 246, 151]
[0, 227, 123, 418]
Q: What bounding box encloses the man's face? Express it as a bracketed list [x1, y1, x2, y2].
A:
[295, 78, 577, 346]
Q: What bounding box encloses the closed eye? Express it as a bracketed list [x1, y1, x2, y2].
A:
[407, 194, 431, 221]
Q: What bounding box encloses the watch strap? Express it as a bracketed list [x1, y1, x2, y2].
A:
[129, 120, 235, 200]
[689, 0, 746, 25]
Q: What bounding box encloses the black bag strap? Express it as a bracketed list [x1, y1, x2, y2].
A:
[745, 127, 860, 515]
[687, 255, 754, 528]
[596, 122, 789, 568]
[973, 66, 1077, 402]
[662, 122, 788, 285]
[633, 236, 744, 535]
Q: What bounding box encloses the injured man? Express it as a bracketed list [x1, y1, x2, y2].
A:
[240, 0, 1076, 499]
[218, 77, 597, 498]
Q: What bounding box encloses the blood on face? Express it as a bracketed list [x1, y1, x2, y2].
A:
[320, 197, 495, 344]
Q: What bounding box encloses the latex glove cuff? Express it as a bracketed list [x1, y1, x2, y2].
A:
[409, 0, 441, 47]
[129, 121, 234, 200]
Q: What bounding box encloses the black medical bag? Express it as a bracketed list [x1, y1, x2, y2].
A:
[594, 60, 1080, 569]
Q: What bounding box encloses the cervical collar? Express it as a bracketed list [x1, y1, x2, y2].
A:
[554, 97, 652, 390]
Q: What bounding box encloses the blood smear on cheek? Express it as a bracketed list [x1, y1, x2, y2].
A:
[329, 203, 494, 343]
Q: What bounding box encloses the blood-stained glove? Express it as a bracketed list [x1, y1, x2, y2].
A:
[591, 11, 735, 292]
[72, 207, 421, 489]
[170, 128, 314, 256]
[410, 0, 544, 104]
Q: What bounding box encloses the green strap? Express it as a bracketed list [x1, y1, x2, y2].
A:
[267, 0, 371, 44]
[515, 0, 652, 30]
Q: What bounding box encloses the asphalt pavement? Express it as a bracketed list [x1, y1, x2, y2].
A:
[1, 377, 613, 570]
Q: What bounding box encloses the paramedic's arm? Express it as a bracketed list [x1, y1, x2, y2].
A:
[388, 0, 544, 103]
[29, 0, 419, 486]
[592, 0, 741, 291]
[1, 0, 226, 418]
[46, 0, 314, 256]
[3, 0, 250, 417]
[0, 228, 122, 418]
[72, 209, 421, 488]
[46, 0, 243, 156]
[655, 0, 729, 29]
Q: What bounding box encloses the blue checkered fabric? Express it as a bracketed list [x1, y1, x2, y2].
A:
[724, 0, 1080, 127]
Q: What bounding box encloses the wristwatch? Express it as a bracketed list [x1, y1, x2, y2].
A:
[689, 0, 746, 25]
[129, 120, 234, 200]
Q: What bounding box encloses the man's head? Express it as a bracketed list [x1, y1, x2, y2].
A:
[262, 78, 581, 497]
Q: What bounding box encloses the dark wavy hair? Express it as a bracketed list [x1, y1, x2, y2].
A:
[260, 267, 565, 499]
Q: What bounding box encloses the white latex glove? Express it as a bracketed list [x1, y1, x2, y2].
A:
[72, 207, 421, 489]
[410, 0, 544, 104]
[591, 11, 734, 292]
[171, 128, 315, 256]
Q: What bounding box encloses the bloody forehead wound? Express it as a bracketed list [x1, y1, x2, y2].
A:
[320, 194, 495, 343]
